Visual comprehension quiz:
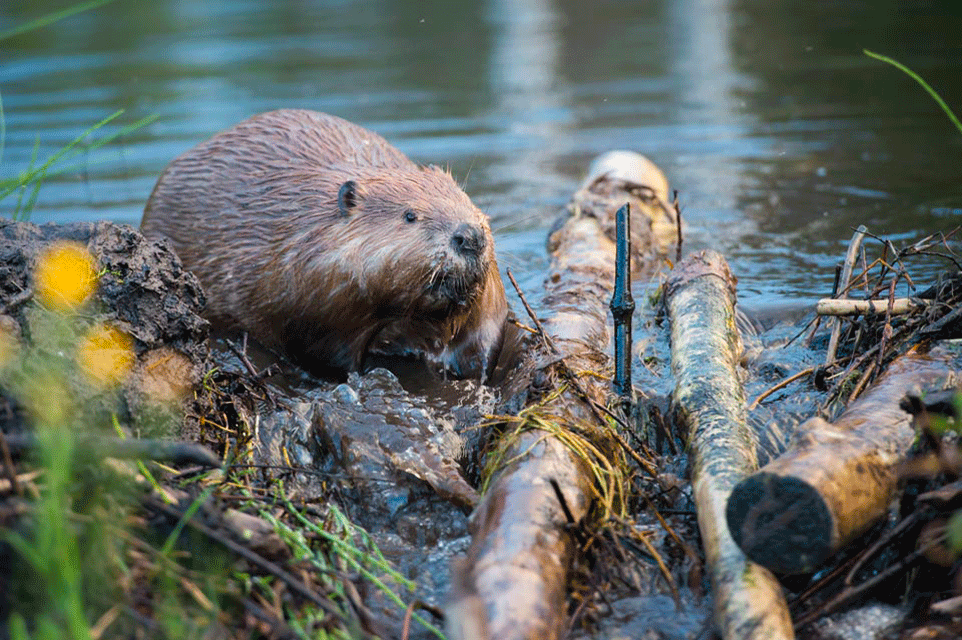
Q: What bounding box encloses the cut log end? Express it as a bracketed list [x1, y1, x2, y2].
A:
[726, 472, 834, 575]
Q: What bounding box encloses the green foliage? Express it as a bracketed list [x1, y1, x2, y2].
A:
[0, 110, 158, 221]
[5, 425, 92, 640]
[1, 301, 125, 637]
[864, 49, 962, 136]
[267, 498, 449, 640]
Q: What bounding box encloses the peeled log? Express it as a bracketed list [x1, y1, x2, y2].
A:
[727, 347, 955, 575]
[446, 152, 678, 640]
[666, 250, 794, 640]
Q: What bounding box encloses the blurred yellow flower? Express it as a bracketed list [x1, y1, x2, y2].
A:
[34, 242, 99, 312]
[78, 324, 135, 387]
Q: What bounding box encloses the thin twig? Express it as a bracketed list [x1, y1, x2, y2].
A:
[0, 287, 33, 314]
[402, 600, 444, 640]
[748, 367, 815, 411]
[673, 190, 683, 265]
[0, 430, 20, 497]
[826, 225, 868, 366]
[635, 529, 681, 608]
[794, 531, 943, 629]
[845, 359, 877, 405]
[844, 510, 922, 586]
[3, 433, 221, 467]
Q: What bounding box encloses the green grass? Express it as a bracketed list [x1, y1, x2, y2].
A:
[0, 0, 118, 41]
[0, 4, 165, 639]
[269, 498, 449, 640]
[864, 48, 962, 136]
[0, 109, 159, 221]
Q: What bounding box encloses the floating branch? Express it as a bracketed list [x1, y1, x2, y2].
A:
[448, 151, 677, 640]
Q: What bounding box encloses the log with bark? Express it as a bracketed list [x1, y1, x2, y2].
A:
[726, 346, 956, 575]
[666, 250, 795, 640]
[444, 151, 678, 640]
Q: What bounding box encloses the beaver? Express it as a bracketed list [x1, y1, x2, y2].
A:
[141, 109, 509, 380]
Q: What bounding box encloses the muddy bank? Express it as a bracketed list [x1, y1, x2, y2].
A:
[3, 196, 962, 640]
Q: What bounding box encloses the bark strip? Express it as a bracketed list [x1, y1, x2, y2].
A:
[446, 152, 678, 640]
[666, 250, 794, 640]
[727, 346, 955, 575]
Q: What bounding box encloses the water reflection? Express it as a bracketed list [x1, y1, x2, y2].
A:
[1, 0, 961, 309]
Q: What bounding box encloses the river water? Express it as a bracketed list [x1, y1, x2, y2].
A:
[3, 0, 962, 308]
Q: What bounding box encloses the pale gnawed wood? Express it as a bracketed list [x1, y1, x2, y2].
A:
[816, 297, 924, 316]
[666, 250, 794, 640]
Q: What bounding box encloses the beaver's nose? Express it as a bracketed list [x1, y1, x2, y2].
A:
[451, 223, 486, 257]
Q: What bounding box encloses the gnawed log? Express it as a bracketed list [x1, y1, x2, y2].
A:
[666, 250, 794, 640]
[445, 151, 677, 640]
[726, 346, 956, 575]
[816, 298, 925, 316]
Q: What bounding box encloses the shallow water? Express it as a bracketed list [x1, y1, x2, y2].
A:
[3, 0, 962, 309]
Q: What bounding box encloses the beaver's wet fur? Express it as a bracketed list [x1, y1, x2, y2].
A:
[141, 109, 509, 379]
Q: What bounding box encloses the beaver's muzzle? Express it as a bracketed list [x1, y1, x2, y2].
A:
[451, 223, 487, 257]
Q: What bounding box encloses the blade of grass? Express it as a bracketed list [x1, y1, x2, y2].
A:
[21, 169, 46, 220]
[4, 112, 158, 220]
[1, 91, 6, 165]
[864, 48, 962, 135]
[0, 0, 118, 41]
[13, 136, 41, 220]
[0, 109, 125, 202]
[46, 113, 159, 179]
[160, 484, 218, 558]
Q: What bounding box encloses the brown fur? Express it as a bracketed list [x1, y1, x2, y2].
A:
[141, 109, 508, 379]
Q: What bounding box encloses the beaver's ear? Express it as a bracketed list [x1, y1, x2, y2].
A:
[337, 180, 359, 216]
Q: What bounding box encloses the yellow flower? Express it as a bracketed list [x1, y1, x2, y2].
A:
[78, 324, 135, 387]
[34, 242, 99, 312]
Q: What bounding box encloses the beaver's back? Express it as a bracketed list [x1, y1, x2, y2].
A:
[141, 110, 414, 319]
[140, 109, 509, 378]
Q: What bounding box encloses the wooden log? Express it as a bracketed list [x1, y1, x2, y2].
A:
[726, 346, 954, 575]
[816, 298, 924, 316]
[445, 151, 677, 640]
[666, 250, 795, 640]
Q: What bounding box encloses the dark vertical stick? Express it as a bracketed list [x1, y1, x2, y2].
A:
[673, 190, 683, 266]
[610, 203, 634, 407]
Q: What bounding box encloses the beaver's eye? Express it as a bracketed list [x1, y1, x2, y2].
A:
[404, 210, 418, 223]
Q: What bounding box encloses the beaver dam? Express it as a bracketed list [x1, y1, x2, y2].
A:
[3, 145, 962, 640]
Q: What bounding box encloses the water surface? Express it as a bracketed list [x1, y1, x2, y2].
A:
[3, 0, 962, 310]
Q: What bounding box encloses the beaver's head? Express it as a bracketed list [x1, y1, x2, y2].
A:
[327, 165, 496, 318]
